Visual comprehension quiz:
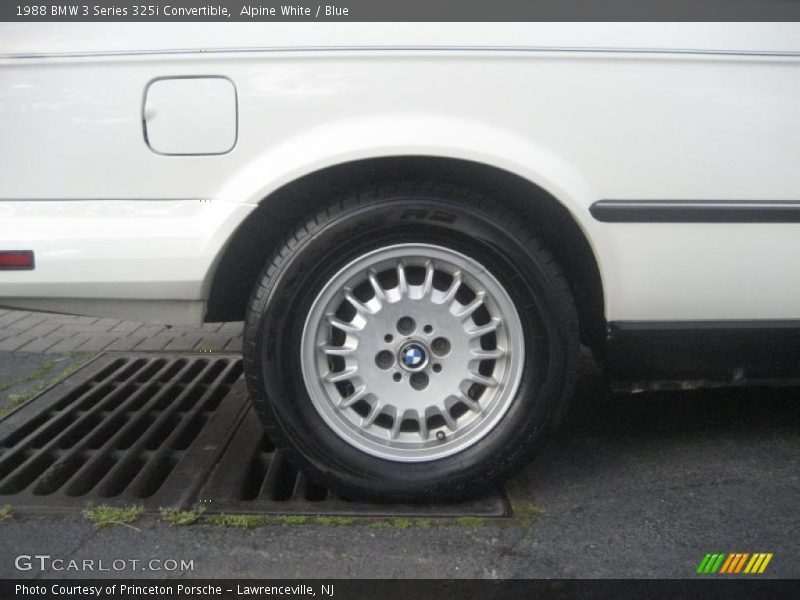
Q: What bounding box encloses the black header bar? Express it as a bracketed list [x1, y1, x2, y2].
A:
[3, 0, 800, 22]
[3, 579, 800, 600]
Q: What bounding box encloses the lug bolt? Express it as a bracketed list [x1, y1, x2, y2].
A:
[431, 337, 450, 356]
[409, 371, 429, 390]
[375, 350, 394, 369]
[397, 316, 416, 335]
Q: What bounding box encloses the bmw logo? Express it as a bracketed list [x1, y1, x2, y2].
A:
[399, 342, 428, 371]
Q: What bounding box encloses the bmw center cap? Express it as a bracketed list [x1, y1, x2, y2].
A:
[399, 342, 428, 372]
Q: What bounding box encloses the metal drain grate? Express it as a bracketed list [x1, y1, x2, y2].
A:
[0, 352, 508, 517]
[0, 353, 247, 513]
[197, 408, 509, 517]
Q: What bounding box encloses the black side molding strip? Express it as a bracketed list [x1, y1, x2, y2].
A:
[590, 200, 800, 223]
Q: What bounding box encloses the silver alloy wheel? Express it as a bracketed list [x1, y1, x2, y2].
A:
[301, 243, 525, 462]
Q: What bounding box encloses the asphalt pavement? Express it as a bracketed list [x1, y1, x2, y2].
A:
[1, 348, 797, 579]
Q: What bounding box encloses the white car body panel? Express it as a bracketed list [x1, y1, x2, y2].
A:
[0, 199, 253, 323]
[1, 23, 799, 324]
[2, 23, 800, 56]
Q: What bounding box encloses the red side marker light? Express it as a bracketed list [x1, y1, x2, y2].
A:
[0, 250, 35, 270]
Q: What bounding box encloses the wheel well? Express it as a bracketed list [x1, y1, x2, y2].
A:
[206, 156, 606, 350]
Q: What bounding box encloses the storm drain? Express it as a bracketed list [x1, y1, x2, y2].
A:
[0, 352, 508, 517]
[0, 353, 247, 513]
[198, 408, 509, 517]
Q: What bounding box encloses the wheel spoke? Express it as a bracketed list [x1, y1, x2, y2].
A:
[421, 260, 435, 297]
[339, 385, 367, 408]
[368, 269, 387, 302]
[469, 347, 506, 360]
[323, 367, 358, 383]
[439, 270, 462, 305]
[389, 409, 406, 439]
[320, 344, 356, 356]
[466, 373, 499, 388]
[327, 316, 363, 333]
[362, 401, 383, 427]
[452, 291, 485, 319]
[418, 412, 429, 440]
[466, 317, 501, 337]
[458, 394, 483, 413]
[344, 288, 375, 315]
[440, 407, 457, 430]
[396, 261, 408, 296]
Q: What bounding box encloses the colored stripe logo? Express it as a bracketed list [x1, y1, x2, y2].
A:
[697, 553, 773, 574]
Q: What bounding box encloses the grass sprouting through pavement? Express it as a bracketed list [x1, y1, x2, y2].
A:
[160, 507, 206, 526]
[83, 503, 143, 529]
[0, 352, 94, 417]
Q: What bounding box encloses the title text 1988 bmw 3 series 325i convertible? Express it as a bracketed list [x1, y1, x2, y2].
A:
[1, 23, 799, 501]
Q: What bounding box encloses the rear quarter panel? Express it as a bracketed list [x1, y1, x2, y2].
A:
[1, 23, 799, 322]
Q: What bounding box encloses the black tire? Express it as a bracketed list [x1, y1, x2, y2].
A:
[243, 182, 580, 503]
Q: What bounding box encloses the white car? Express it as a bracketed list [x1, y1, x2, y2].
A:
[1, 23, 799, 501]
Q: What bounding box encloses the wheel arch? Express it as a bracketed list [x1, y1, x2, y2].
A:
[206, 155, 607, 351]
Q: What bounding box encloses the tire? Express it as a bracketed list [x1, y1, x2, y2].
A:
[243, 182, 580, 502]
